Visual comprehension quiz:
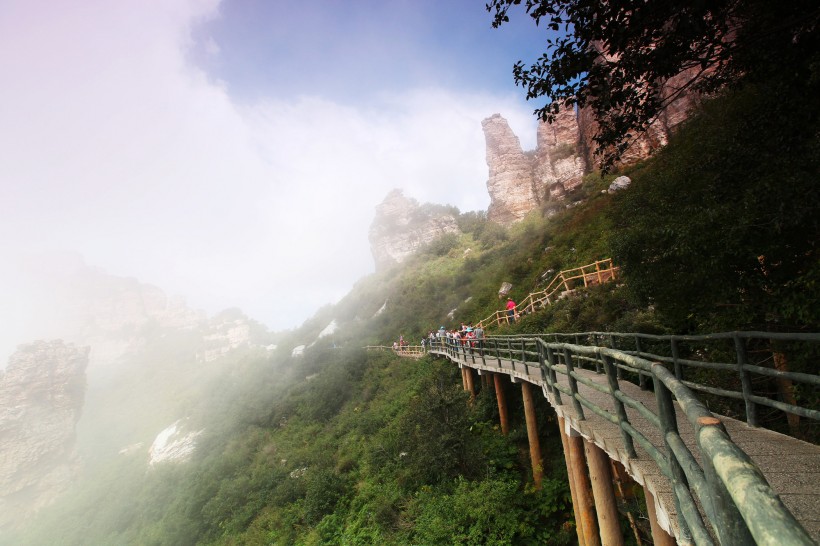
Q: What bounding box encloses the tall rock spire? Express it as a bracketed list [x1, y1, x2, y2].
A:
[482, 114, 539, 225]
[483, 112, 586, 226]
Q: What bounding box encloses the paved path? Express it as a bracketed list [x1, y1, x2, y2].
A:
[431, 348, 820, 543]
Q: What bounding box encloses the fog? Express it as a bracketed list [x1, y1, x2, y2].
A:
[0, 0, 545, 359]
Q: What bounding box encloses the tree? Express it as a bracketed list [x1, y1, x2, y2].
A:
[609, 82, 820, 333]
[487, 0, 820, 168]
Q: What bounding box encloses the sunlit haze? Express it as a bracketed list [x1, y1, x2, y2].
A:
[0, 0, 548, 356]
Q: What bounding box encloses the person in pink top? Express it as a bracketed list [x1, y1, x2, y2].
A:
[506, 298, 516, 324]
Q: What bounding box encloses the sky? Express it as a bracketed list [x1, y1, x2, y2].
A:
[0, 0, 551, 343]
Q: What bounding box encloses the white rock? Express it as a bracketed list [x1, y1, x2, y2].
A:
[608, 176, 632, 192]
[149, 421, 203, 465]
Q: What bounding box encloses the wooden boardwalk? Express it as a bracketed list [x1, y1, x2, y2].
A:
[431, 347, 820, 543]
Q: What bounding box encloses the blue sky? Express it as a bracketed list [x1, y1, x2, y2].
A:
[0, 0, 551, 354]
[191, 1, 548, 103]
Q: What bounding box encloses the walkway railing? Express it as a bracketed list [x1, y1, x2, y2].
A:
[425, 332, 820, 545]
[479, 259, 619, 329]
[533, 331, 820, 433]
[365, 344, 427, 359]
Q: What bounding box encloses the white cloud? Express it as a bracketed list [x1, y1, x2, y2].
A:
[0, 0, 538, 335]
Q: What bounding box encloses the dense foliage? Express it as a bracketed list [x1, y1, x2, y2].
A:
[610, 81, 820, 332]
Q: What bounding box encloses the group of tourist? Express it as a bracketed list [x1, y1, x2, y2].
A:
[393, 298, 517, 354]
[420, 322, 486, 351]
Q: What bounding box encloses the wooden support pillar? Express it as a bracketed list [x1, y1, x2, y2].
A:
[464, 367, 476, 401]
[611, 461, 643, 546]
[567, 427, 601, 546]
[461, 367, 467, 391]
[558, 417, 586, 546]
[494, 373, 509, 435]
[521, 382, 543, 489]
[585, 440, 623, 546]
[644, 488, 676, 546]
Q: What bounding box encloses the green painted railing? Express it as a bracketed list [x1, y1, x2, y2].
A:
[426, 332, 819, 546]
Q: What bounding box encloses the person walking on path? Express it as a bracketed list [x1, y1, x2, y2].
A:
[474, 323, 485, 353]
[506, 298, 517, 324]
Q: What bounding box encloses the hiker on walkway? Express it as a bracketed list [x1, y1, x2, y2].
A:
[474, 323, 485, 352]
[465, 327, 476, 351]
[506, 298, 517, 324]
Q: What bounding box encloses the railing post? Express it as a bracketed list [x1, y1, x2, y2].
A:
[507, 338, 515, 373]
[592, 334, 602, 373]
[635, 336, 648, 390]
[733, 335, 758, 427]
[545, 346, 563, 405]
[602, 354, 636, 458]
[652, 373, 693, 545]
[537, 342, 552, 395]
[563, 347, 585, 419]
[671, 338, 683, 380]
[608, 334, 623, 379]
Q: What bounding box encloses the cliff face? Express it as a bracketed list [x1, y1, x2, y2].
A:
[483, 111, 585, 225]
[484, 76, 699, 225]
[0, 341, 89, 529]
[369, 189, 460, 269]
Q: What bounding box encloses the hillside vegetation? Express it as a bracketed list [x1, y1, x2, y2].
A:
[7, 79, 819, 545]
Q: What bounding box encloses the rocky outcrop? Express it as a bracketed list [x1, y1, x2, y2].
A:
[483, 112, 586, 225]
[534, 108, 586, 197]
[369, 189, 461, 269]
[484, 76, 699, 225]
[0, 341, 89, 529]
[483, 114, 540, 225]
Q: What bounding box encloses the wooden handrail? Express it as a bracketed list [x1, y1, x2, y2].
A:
[479, 259, 619, 329]
[423, 333, 819, 545]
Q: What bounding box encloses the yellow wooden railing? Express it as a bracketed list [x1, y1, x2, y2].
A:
[364, 345, 427, 359]
[479, 259, 619, 329]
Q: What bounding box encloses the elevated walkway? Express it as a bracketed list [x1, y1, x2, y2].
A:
[426, 334, 820, 545]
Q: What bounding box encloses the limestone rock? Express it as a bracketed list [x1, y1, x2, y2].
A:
[483, 111, 586, 226]
[0, 340, 89, 529]
[369, 189, 460, 269]
[608, 176, 632, 192]
[483, 114, 539, 225]
[149, 420, 204, 466]
[535, 108, 586, 193]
